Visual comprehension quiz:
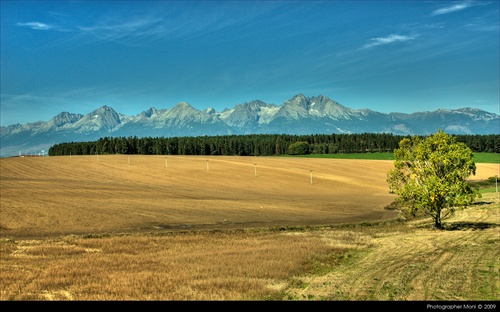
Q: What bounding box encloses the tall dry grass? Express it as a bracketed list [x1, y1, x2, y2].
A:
[2, 192, 498, 301]
[1, 229, 365, 300]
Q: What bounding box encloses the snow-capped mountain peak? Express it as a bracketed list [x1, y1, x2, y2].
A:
[1, 94, 498, 157]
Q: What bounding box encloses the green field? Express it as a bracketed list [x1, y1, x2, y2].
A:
[474, 152, 500, 163]
[291, 152, 500, 163]
[292, 152, 395, 160]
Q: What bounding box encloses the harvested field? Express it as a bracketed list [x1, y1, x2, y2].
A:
[1, 155, 498, 238]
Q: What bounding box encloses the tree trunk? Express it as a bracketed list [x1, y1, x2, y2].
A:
[434, 211, 442, 229]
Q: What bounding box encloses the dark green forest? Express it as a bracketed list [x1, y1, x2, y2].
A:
[48, 133, 500, 156]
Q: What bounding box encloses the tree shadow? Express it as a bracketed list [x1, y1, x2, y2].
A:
[471, 201, 494, 206]
[444, 221, 499, 231]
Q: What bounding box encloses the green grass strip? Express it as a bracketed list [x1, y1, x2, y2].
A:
[286, 152, 499, 163]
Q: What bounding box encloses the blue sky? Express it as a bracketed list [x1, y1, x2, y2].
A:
[1, 0, 499, 126]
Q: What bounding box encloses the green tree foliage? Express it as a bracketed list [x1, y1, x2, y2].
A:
[387, 130, 480, 229]
[48, 133, 499, 157]
[288, 141, 310, 155]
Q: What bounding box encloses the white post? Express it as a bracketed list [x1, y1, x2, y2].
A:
[310, 170, 313, 185]
[165, 157, 168, 168]
[254, 163, 257, 176]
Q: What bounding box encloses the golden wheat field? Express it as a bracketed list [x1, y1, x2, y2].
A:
[1, 155, 498, 239]
[1, 155, 499, 301]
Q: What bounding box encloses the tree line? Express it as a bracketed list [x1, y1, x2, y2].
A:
[48, 133, 500, 156]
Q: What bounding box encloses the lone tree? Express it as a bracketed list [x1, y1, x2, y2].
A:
[387, 130, 479, 229]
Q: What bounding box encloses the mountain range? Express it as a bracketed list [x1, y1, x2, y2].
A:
[1, 93, 499, 157]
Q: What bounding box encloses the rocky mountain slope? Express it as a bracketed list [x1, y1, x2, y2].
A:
[1, 94, 498, 157]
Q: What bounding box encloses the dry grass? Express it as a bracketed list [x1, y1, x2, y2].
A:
[283, 192, 500, 301]
[1, 155, 498, 300]
[0, 155, 410, 237]
[1, 230, 352, 300]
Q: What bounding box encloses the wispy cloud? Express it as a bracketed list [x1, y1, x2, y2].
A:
[77, 11, 236, 47]
[75, 18, 167, 46]
[16, 22, 53, 30]
[465, 22, 499, 31]
[465, 13, 500, 32]
[1, 85, 124, 125]
[361, 34, 417, 49]
[12, 3, 281, 48]
[16, 17, 170, 48]
[431, 1, 475, 16]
